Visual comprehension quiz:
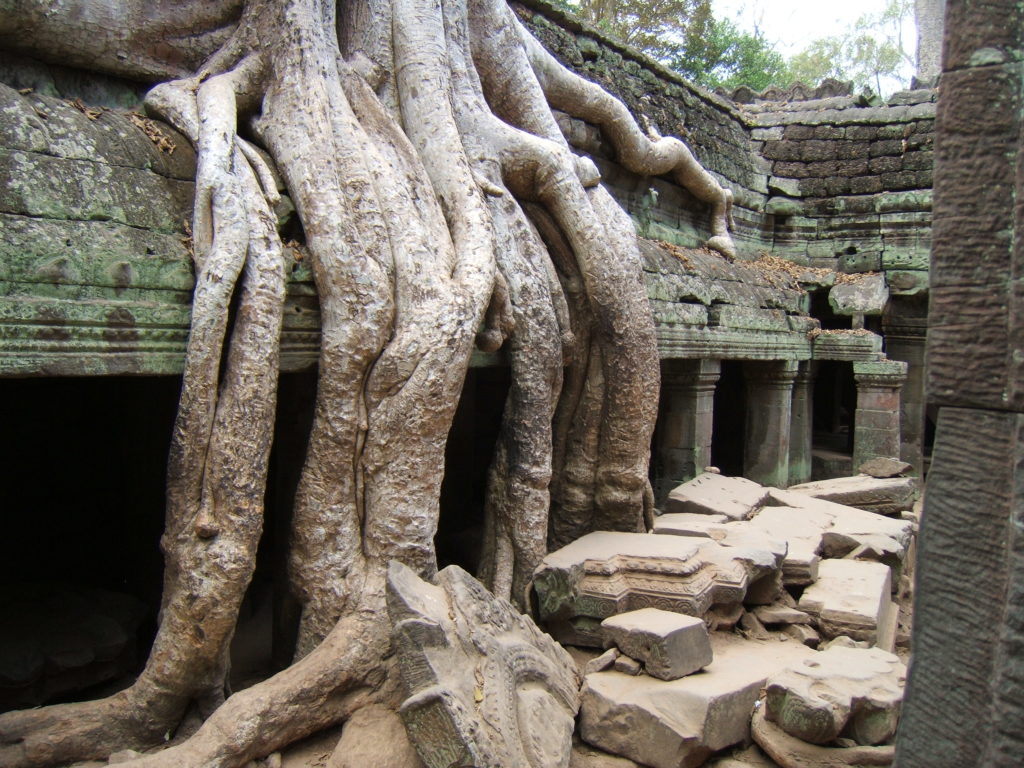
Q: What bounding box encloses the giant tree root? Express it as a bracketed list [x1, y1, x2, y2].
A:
[0, 0, 736, 765]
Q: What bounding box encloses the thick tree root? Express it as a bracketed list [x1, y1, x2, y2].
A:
[0, 0, 734, 763]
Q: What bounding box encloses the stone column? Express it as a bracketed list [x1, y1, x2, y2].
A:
[882, 304, 928, 475]
[653, 359, 721, 506]
[788, 361, 815, 486]
[743, 360, 798, 488]
[852, 360, 907, 469]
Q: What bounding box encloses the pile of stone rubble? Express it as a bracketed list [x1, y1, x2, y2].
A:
[386, 467, 918, 768]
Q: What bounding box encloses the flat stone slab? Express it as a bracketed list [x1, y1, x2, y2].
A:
[651, 512, 729, 537]
[787, 475, 918, 516]
[535, 532, 779, 647]
[765, 646, 906, 746]
[580, 635, 815, 768]
[798, 560, 892, 645]
[752, 604, 812, 626]
[665, 473, 770, 520]
[601, 608, 713, 681]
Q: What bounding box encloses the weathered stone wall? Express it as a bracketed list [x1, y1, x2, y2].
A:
[515, 0, 934, 304]
[0, 5, 934, 484]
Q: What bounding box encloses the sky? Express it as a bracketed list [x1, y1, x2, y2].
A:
[712, 0, 917, 92]
[712, 0, 910, 56]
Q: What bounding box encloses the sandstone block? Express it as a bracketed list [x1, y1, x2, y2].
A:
[764, 646, 905, 746]
[858, 457, 912, 478]
[753, 604, 812, 626]
[783, 624, 821, 648]
[665, 473, 769, 520]
[601, 608, 713, 681]
[829, 274, 888, 315]
[584, 648, 619, 676]
[328, 705, 426, 768]
[798, 560, 892, 644]
[752, 706, 895, 768]
[580, 636, 814, 768]
[651, 512, 729, 537]
[613, 655, 642, 676]
[787, 475, 917, 516]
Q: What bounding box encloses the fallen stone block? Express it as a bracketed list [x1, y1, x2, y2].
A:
[585, 648, 620, 676]
[651, 512, 729, 537]
[787, 474, 917, 516]
[705, 744, 777, 767]
[580, 635, 814, 768]
[738, 611, 770, 641]
[570, 740, 641, 768]
[328, 704, 426, 768]
[601, 608, 713, 681]
[752, 706, 895, 768]
[798, 560, 892, 645]
[858, 457, 912, 478]
[535, 532, 779, 647]
[829, 273, 888, 315]
[783, 624, 821, 648]
[764, 646, 905, 746]
[744, 505, 826, 586]
[763, 489, 914, 584]
[613, 655, 642, 676]
[387, 563, 580, 768]
[665, 473, 770, 520]
[753, 604, 812, 626]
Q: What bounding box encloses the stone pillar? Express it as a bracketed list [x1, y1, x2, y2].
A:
[653, 359, 721, 506]
[743, 360, 798, 488]
[788, 361, 815, 486]
[852, 360, 907, 469]
[882, 300, 928, 475]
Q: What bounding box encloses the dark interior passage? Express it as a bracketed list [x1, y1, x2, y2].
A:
[710, 360, 746, 477]
[436, 366, 509, 575]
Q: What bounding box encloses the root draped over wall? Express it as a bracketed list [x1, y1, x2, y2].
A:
[0, 0, 735, 765]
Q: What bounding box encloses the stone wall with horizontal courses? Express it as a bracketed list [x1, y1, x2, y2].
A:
[0, 1, 934, 377]
[514, 0, 933, 301]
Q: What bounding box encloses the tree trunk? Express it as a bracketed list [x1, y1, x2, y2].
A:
[915, 0, 946, 83]
[0, 1, 737, 765]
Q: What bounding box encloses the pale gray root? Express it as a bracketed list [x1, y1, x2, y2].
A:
[478, 193, 564, 606]
[0, 0, 668, 763]
[0, 71, 287, 765]
[470, 0, 658, 542]
[515, 18, 738, 259]
[101, 572, 401, 768]
[520, 204, 605, 548]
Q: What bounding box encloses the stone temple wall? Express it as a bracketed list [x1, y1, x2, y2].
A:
[0, 3, 936, 487]
[514, 0, 933, 300]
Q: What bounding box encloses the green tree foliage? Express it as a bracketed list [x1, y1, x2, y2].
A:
[572, 0, 786, 92]
[573, 0, 715, 65]
[675, 18, 790, 92]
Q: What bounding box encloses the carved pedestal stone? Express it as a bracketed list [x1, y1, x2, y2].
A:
[386, 563, 581, 768]
[534, 532, 780, 647]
